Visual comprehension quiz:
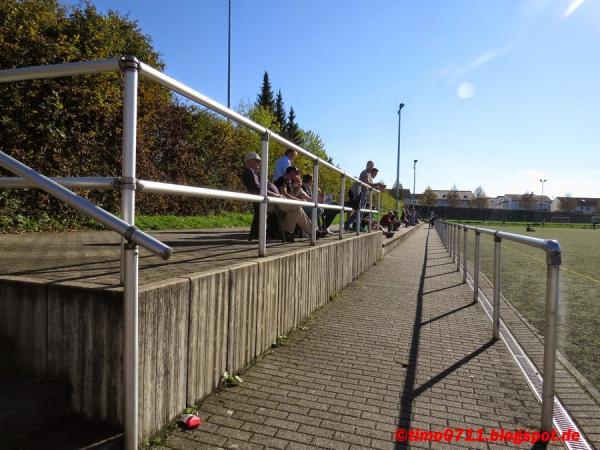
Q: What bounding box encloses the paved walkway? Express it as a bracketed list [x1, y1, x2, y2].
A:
[159, 227, 565, 449]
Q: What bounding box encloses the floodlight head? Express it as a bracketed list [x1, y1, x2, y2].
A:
[398, 103, 405, 113]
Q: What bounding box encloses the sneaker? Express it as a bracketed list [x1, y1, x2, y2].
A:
[326, 228, 335, 235]
[284, 232, 295, 243]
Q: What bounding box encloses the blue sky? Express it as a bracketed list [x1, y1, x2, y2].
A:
[83, 0, 598, 199]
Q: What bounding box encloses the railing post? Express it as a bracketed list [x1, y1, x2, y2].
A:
[474, 230, 480, 302]
[355, 193, 360, 235]
[456, 224, 461, 272]
[339, 174, 345, 240]
[259, 132, 269, 256]
[463, 227, 468, 283]
[541, 243, 561, 433]
[368, 189, 373, 232]
[493, 233, 502, 340]
[311, 159, 319, 245]
[120, 55, 140, 450]
[377, 191, 381, 219]
[451, 224, 455, 259]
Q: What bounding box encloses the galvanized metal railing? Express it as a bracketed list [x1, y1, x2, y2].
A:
[0, 56, 382, 450]
[434, 220, 561, 435]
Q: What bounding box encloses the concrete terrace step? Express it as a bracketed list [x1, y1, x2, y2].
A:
[0, 373, 122, 450]
[5, 415, 123, 450]
[0, 373, 70, 445]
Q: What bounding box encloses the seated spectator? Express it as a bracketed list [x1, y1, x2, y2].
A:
[292, 176, 312, 202]
[275, 166, 327, 239]
[379, 211, 396, 232]
[241, 154, 322, 242]
[301, 174, 338, 234]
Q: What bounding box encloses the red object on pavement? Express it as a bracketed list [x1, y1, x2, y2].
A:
[181, 414, 202, 429]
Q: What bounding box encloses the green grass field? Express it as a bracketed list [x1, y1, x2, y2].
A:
[465, 225, 600, 389]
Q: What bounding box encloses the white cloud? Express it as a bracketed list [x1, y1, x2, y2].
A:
[434, 43, 516, 80]
[457, 82, 474, 99]
[563, 0, 586, 18]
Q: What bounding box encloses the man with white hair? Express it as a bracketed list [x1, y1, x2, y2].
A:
[241, 152, 317, 242]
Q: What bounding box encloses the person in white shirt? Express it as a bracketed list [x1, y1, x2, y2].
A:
[272, 149, 298, 181]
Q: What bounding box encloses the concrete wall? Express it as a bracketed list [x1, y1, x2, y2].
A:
[0, 231, 382, 444]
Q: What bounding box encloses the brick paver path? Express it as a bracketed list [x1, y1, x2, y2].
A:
[161, 227, 564, 449]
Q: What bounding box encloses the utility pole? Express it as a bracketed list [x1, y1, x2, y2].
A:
[412, 159, 418, 218]
[227, 0, 231, 109]
[395, 103, 405, 213]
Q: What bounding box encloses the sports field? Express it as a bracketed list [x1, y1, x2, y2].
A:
[465, 225, 600, 390]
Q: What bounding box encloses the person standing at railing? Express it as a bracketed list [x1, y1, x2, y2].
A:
[358, 161, 375, 211]
[344, 180, 362, 231]
[274, 166, 327, 240]
[272, 149, 298, 181]
[241, 154, 320, 242]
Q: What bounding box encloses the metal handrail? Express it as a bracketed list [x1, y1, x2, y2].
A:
[0, 56, 386, 450]
[0, 152, 172, 260]
[434, 220, 560, 435]
[0, 58, 121, 82]
[137, 61, 377, 192]
[0, 176, 118, 189]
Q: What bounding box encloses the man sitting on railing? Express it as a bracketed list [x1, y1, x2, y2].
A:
[242, 156, 322, 242]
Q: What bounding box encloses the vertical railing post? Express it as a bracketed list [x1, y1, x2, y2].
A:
[120, 55, 139, 450]
[493, 234, 502, 340]
[339, 174, 345, 240]
[367, 188, 373, 233]
[445, 222, 448, 248]
[541, 243, 561, 433]
[377, 191, 381, 219]
[463, 227, 468, 283]
[456, 224, 461, 271]
[258, 132, 269, 256]
[311, 159, 319, 245]
[355, 189, 360, 235]
[449, 224, 452, 257]
[473, 230, 480, 302]
[451, 224, 455, 259]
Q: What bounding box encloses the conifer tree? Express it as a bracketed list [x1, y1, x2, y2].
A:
[274, 90, 286, 131]
[285, 106, 302, 144]
[256, 71, 275, 112]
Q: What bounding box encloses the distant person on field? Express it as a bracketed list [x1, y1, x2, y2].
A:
[273, 149, 298, 181]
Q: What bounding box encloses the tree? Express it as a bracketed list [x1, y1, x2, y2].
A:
[274, 90, 286, 131]
[519, 192, 536, 211]
[421, 187, 438, 207]
[285, 106, 302, 144]
[471, 185, 489, 208]
[256, 71, 275, 112]
[559, 193, 577, 212]
[447, 184, 461, 207]
[0, 0, 168, 229]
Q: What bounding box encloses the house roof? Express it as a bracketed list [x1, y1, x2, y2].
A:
[431, 190, 475, 200]
[503, 194, 552, 202]
[553, 197, 599, 206]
